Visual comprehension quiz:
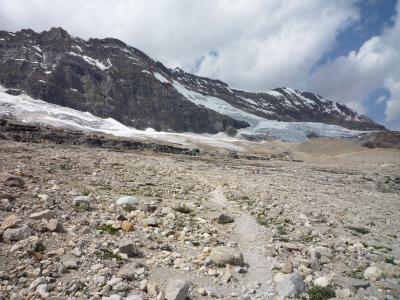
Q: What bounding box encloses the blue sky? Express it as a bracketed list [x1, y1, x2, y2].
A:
[317, 0, 397, 66]
[314, 0, 398, 129]
[0, 0, 399, 129]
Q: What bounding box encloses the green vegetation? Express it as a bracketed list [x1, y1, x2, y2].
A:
[301, 233, 314, 242]
[372, 244, 393, 252]
[175, 218, 186, 229]
[173, 204, 193, 214]
[276, 224, 288, 235]
[59, 163, 71, 170]
[97, 224, 118, 234]
[307, 285, 335, 300]
[95, 249, 123, 261]
[217, 214, 234, 224]
[256, 213, 269, 227]
[346, 268, 364, 279]
[385, 256, 396, 265]
[74, 203, 90, 212]
[122, 204, 134, 212]
[345, 226, 370, 235]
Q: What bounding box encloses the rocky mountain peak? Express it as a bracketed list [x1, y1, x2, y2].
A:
[0, 27, 385, 135]
[41, 27, 71, 42]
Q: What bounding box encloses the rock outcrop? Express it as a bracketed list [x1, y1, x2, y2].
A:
[0, 27, 385, 134]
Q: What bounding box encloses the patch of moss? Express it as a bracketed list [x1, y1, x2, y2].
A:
[95, 249, 123, 261]
[345, 226, 370, 235]
[175, 219, 186, 229]
[276, 224, 288, 235]
[173, 204, 193, 214]
[59, 163, 71, 170]
[122, 204, 134, 212]
[372, 244, 392, 252]
[307, 285, 335, 300]
[97, 224, 118, 235]
[279, 237, 290, 242]
[385, 256, 396, 265]
[74, 203, 90, 212]
[346, 268, 364, 280]
[217, 214, 234, 224]
[31, 241, 46, 252]
[301, 233, 314, 242]
[256, 213, 269, 227]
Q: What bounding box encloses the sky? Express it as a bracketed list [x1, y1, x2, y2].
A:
[0, 0, 399, 129]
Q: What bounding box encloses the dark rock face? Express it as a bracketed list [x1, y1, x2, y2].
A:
[359, 131, 400, 149]
[0, 27, 385, 132]
[0, 119, 201, 155]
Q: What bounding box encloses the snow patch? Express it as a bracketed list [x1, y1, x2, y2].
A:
[153, 72, 170, 83]
[32, 46, 42, 53]
[265, 90, 283, 98]
[173, 81, 367, 141]
[72, 45, 83, 53]
[67, 52, 111, 71]
[0, 85, 244, 151]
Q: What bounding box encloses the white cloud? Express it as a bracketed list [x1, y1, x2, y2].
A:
[196, 1, 359, 91]
[376, 95, 387, 105]
[307, 1, 400, 127]
[0, 0, 399, 127]
[385, 78, 400, 122]
[0, 0, 358, 77]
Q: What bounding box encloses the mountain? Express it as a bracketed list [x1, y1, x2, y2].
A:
[0, 27, 385, 137]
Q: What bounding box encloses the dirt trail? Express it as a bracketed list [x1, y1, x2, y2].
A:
[209, 188, 276, 299]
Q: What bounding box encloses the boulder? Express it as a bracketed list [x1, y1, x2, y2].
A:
[118, 239, 140, 257]
[147, 282, 159, 297]
[126, 296, 144, 300]
[314, 276, 331, 287]
[121, 221, 134, 232]
[46, 218, 63, 232]
[210, 246, 244, 266]
[142, 216, 158, 227]
[3, 225, 31, 241]
[62, 255, 80, 269]
[29, 209, 55, 220]
[36, 284, 49, 298]
[165, 279, 190, 300]
[72, 196, 90, 210]
[217, 214, 234, 224]
[0, 172, 25, 187]
[0, 214, 17, 230]
[333, 276, 370, 289]
[277, 272, 305, 298]
[364, 266, 383, 282]
[281, 258, 294, 274]
[116, 196, 139, 206]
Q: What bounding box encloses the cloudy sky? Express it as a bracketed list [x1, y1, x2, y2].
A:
[0, 0, 399, 129]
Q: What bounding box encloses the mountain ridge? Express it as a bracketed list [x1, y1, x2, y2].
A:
[0, 27, 385, 135]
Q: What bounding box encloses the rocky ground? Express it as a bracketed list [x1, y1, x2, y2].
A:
[1, 139, 400, 300]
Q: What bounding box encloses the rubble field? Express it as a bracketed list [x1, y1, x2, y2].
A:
[0, 139, 399, 299]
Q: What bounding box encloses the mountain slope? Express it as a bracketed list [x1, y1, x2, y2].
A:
[0, 27, 385, 135]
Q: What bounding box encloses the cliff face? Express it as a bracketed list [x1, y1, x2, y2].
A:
[0, 27, 385, 133]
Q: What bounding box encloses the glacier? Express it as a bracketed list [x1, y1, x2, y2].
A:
[0, 85, 369, 151]
[172, 81, 368, 142]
